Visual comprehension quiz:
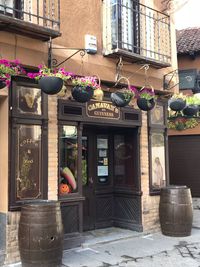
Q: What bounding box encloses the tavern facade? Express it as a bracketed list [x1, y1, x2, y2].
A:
[0, 0, 178, 265]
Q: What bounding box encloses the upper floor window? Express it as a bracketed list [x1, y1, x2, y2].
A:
[103, 0, 171, 67]
[0, 0, 60, 40]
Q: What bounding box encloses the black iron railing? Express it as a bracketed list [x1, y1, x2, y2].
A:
[103, 0, 171, 65]
[0, 0, 60, 31]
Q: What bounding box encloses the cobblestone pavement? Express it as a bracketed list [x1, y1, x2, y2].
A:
[62, 243, 200, 267]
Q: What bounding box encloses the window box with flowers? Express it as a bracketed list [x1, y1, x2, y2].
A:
[0, 59, 25, 89]
[71, 76, 99, 103]
[27, 65, 72, 95]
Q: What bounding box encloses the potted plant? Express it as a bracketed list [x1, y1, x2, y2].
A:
[137, 87, 156, 111]
[0, 59, 25, 89]
[27, 65, 72, 95]
[183, 95, 199, 116]
[111, 86, 136, 107]
[110, 77, 136, 107]
[71, 76, 99, 103]
[168, 93, 186, 112]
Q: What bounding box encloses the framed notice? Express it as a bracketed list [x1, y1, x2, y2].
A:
[97, 166, 108, 176]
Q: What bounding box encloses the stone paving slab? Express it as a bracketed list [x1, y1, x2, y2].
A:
[61, 228, 200, 267]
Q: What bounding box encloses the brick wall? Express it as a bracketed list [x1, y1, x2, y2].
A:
[140, 111, 160, 232]
[48, 95, 58, 200]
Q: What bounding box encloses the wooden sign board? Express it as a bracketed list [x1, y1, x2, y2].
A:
[86, 100, 120, 120]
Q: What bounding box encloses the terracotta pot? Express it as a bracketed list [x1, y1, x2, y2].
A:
[38, 76, 63, 95]
[168, 98, 186, 111]
[110, 91, 131, 107]
[71, 86, 93, 103]
[137, 97, 155, 111]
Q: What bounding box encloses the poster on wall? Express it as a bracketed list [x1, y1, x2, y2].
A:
[151, 132, 166, 190]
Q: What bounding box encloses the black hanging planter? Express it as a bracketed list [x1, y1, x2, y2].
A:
[110, 91, 131, 107]
[71, 86, 93, 103]
[0, 80, 6, 89]
[183, 104, 199, 116]
[137, 97, 155, 111]
[38, 76, 63, 95]
[168, 98, 186, 111]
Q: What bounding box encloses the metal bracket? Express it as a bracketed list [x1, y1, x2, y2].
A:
[48, 39, 87, 68]
[163, 69, 179, 90]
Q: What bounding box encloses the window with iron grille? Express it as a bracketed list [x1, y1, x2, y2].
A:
[103, 0, 171, 66]
[0, 0, 60, 37]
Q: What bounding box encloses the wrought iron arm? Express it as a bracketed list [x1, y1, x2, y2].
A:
[163, 69, 179, 90]
[48, 39, 87, 68]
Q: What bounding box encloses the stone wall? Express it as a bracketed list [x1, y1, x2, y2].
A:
[4, 212, 20, 265]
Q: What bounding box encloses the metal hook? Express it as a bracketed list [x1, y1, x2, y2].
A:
[115, 56, 124, 81]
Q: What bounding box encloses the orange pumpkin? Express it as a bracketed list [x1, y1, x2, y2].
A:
[59, 183, 70, 195]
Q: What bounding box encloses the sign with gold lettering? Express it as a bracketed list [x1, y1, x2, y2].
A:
[86, 100, 120, 120]
[17, 125, 41, 200]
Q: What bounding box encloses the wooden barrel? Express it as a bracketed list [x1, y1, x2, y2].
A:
[18, 201, 64, 267]
[159, 186, 193, 237]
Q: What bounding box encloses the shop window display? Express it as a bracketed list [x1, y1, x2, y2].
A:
[59, 126, 78, 196]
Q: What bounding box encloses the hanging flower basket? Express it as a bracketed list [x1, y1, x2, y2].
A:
[71, 85, 94, 103]
[27, 65, 71, 95]
[38, 76, 63, 95]
[110, 77, 135, 107]
[137, 97, 155, 111]
[71, 76, 99, 103]
[168, 98, 186, 111]
[0, 59, 25, 88]
[111, 91, 131, 107]
[183, 104, 199, 116]
[137, 86, 155, 111]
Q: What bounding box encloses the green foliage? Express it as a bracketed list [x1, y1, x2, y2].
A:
[168, 117, 199, 131]
[121, 88, 134, 101]
[170, 93, 186, 100]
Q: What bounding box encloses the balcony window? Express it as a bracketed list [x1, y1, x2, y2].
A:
[0, 0, 60, 40]
[103, 0, 171, 67]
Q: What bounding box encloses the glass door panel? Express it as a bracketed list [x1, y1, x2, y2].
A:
[114, 134, 135, 187]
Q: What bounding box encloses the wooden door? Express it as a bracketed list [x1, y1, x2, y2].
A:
[169, 135, 200, 197]
[82, 128, 112, 230]
[82, 130, 95, 231]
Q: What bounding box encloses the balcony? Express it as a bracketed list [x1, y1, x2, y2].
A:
[0, 0, 60, 41]
[103, 0, 171, 68]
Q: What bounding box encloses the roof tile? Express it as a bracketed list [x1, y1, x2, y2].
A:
[176, 28, 200, 55]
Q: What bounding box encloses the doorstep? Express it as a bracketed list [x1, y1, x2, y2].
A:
[81, 227, 142, 248]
